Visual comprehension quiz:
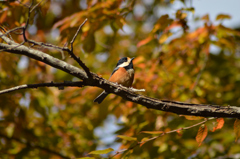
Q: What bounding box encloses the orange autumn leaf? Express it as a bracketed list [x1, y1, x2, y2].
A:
[164, 21, 181, 32]
[137, 36, 153, 47]
[196, 124, 208, 146]
[182, 115, 204, 120]
[234, 118, 240, 141]
[212, 118, 224, 132]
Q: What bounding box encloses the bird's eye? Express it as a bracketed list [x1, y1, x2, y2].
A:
[123, 57, 127, 62]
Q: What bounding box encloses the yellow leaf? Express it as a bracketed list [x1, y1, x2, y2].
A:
[159, 34, 168, 44]
[216, 14, 231, 21]
[201, 14, 209, 22]
[182, 115, 204, 120]
[88, 148, 114, 155]
[117, 135, 137, 141]
[234, 118, 240, 141]
[141, 131, 163, 135]
[196, 124, 208, 146]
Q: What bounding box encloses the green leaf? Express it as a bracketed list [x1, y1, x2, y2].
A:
[141, 131, 163, 135]
[117, 135, 137, 141]
[77, 157, 95, 159]
[88, 148, 114, 155]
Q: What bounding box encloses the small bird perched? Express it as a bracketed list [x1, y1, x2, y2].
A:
[94, 57, 135, 104]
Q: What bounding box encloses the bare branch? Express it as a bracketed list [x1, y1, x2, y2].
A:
[0, 28, 20, 45]
[22, 0, 34, 42]
[0, 41, 88, 80]
[28, 39, 69, 51]
[130, 88, 145, 92]
[67, 18, 92, 78]
[0, 81, 84, 95]
[70, 18, 88, 51]
[0, 26, 24, 37]
[30, 0, 44, 13]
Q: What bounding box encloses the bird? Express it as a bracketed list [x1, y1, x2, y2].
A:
[94, 57, 135, 104]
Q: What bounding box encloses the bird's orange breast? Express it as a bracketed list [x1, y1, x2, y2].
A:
[109, 67, 134, 87]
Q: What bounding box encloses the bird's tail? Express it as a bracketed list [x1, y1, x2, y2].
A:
[93, 91, 108, 104]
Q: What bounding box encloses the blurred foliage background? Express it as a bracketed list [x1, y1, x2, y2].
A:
[1, 0, 240, 158]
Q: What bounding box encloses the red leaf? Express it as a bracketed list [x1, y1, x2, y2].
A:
[234, 118, 240, 141]
[196, 124, 208, 146]
[212, 118, 224, 132]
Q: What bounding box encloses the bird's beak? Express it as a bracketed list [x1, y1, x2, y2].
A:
[131, 57, 135, 61]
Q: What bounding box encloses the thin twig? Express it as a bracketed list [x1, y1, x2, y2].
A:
[28, 39, 69, 51]
[0, 133, 70, 159]
[30, 0, 44, 13]
[0, 26, 22, 42]
[110, 117, 215, 158]
[0, 26, 24, 38]
[0, 81, 84, 95]
[20, 5, 91, 78]
[131, 88, 145, 92]
[70, 18, 88, 51]
[0, 29, 19, 45]
[67, 18, 92, 78]
[22, 0, 34, 42]
[16, 0, 31, 8]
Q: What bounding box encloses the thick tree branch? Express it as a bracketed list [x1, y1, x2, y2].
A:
[1, 33, 240, 118]
[0, 132, 70, 159]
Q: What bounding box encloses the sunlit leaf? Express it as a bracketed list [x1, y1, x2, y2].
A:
[141, 131, 163, 135]
[216, 14, 231, 21]
[6, 123, 15, 137]
[88, 148, 114, 155]
[182, 115, 204, 120]
[159, 34, 168, 44]
[117, 135, 137, 141]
